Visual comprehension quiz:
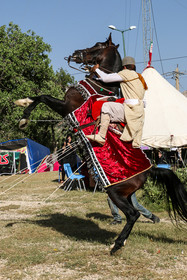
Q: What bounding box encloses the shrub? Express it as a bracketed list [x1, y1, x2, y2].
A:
[175, 168, 187, 185]
[140, 168, 187, 211]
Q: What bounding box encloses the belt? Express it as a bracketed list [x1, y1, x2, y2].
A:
[124, 99, 139, 105]
[124, 99, 146, 108]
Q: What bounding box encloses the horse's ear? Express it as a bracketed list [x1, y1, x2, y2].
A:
[115, 44, 119, 49]
[107, 33, 112, 46]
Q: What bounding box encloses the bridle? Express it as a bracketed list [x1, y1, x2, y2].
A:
[65, 44, 116, 73]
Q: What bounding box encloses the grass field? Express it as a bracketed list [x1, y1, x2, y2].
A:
[0, 172, 186, 280]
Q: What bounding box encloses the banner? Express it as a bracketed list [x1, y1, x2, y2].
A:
[147, 41, 153, 68]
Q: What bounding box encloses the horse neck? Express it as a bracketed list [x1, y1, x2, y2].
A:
[86, 49, 122, 97]
[100, 48, 122, 73]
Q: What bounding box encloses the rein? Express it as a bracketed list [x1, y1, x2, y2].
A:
[65, 57, 88, 73]
[86, 77, 114, 94]
[65, 58, 114, 75]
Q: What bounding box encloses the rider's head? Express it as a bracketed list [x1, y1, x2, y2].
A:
[122, 56, 136, 71]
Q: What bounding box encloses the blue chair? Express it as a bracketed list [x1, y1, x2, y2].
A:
[63, 163, 86, 191]
[157, 164, 171, 169]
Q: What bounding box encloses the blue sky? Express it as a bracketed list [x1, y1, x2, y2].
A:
[1, 0, 187, 91]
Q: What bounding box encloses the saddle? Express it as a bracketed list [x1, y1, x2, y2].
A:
[74, 98, 125, 134]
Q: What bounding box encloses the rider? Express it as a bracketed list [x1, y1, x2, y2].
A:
[86, 56, 148, 148]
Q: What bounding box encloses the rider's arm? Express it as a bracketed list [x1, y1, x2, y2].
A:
[95, 69, 123, 83]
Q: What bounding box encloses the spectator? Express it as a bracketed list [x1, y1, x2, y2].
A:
[58, 135, 77, 182]
[108, 193, 160, 225]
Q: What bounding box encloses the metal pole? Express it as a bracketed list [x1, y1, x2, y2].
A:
[121, 31, 126, 57]
[175, 65, 179, 91]
[108, 25, 136, 58]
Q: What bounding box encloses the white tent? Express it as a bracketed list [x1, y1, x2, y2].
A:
[142, 67, 187, 148]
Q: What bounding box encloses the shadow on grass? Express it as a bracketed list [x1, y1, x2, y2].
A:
[5, 214, 186, 245]
[86, 212, 112, 221]
[37, 213, 117, 244]
[130, 230, 187, 244]
[6, 213, 116, 244]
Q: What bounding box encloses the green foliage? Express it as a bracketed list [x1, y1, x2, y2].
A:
[140, 168, 187, 211]
[55, 68, 76, 92]
[141, 177, 166, 211]
[175, 168, 187, 185]
[0, 22, 75, 151]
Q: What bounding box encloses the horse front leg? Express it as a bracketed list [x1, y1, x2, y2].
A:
[15, 95, 71, 129]
[15, 88, 85, 129]
[16, 96, 40, 129]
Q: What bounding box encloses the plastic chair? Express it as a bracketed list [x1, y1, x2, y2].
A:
[157, 164, 171, 169]
[63, 163, 86, 191]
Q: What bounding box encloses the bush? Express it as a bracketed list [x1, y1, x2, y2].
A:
[140, 177, 165, 211]
[175, 168, 187, 185]
[139, 168, 187, 211]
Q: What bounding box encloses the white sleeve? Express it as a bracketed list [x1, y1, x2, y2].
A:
[95, 69, 123, 83]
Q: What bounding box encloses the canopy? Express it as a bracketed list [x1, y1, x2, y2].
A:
[142, 67, 187, 148]
[0, 138, 50, 174]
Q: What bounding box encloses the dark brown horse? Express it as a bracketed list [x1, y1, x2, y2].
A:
[15, 34, 187, 255]
[15, 34, 122, 129]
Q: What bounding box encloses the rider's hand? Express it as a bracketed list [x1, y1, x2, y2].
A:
[90, 64, 99, 72]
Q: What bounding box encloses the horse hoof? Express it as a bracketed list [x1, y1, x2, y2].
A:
[19, 119, 29, 129]
[14, 98, 33, 107]
[110, 240, 127, 256]
[110, 246, 121, 256]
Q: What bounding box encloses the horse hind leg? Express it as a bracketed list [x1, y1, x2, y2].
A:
[107, 190, 140, 255]
[14, 97, 34, 107]
[110, 208, 140, 255]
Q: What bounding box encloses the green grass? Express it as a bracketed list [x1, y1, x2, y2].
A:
[0, 172, 186, 280]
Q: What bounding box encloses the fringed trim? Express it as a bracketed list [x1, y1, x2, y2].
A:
[65, 113, 110, 190]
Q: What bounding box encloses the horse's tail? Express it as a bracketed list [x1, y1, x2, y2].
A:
[149, 167, 187, 223]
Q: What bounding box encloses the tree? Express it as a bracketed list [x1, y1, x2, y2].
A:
[0, 22, 75, 151]
[55, 68, 76, 92]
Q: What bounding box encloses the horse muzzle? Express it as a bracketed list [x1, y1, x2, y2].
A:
[67, 51, 84, 64]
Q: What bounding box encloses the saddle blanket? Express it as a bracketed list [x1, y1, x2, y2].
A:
[73, 92, 151, 185]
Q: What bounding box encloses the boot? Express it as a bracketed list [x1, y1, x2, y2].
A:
[86, 113, 110, 145]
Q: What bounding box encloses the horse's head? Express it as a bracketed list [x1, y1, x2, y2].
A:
[68, 33, 120, 67]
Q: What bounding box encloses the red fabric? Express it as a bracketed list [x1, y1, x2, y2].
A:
[116, 98, 125, 103]
[92, 98, 125, 120]
[147, 41, 153, 68]
[79, 80, 98, 95]
[37, 163, 50, 173]
[92, 101, 106, 120]
[74, 95, 151, 184]
[53, 161, 60, 171]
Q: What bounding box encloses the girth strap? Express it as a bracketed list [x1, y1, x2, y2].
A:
[74, 117, 100, 133]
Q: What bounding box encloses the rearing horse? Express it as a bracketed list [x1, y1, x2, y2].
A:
[15, 34, 187, 255]
[15, 34, 122, 129]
